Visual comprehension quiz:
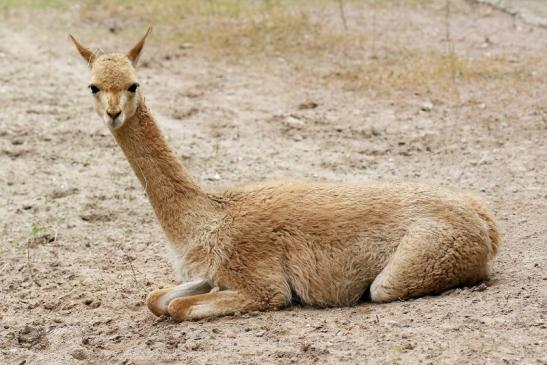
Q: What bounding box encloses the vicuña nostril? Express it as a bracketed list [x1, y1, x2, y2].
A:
[107, 110, 121, 120]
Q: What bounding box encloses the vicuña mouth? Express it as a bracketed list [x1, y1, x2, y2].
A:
[107, 118, 123, 129]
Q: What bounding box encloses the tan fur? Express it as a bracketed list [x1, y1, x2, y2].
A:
[70, 29, 501, 321]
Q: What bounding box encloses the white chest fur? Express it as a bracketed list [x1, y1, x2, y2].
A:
[165, 244, 191, 283]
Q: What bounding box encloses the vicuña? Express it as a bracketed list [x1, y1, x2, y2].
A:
[70, 27, 501, 321]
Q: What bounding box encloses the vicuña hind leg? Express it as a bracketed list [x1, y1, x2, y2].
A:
[147, 279, 212, 316]
[370, 218, 491, 303]
[167, 290, 273, 321]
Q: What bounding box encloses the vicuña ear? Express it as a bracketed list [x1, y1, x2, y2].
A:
[127, 26, 152, 67]
[68, 34, 96, 66]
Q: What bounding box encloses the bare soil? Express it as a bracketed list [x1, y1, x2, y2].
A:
[1, 1, 546, 364]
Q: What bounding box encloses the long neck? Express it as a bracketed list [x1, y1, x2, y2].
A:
[112, 101, 210, 241]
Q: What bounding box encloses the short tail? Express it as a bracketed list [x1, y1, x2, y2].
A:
[465, 195, 502, 257]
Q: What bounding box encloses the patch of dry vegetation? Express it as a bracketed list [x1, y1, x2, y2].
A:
[324, 51, 539, 98]
[5, 0, 544, 100]
[73, 0, 542, 99]
[79, 0, 367, 57]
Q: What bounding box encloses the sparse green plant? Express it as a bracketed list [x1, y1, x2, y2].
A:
[31, 222, 46, 236]
[78, 276, 87, 286]
[9, 239, 24, 251]
[213, 142, 221, 154]
[0, 0, 68, 11]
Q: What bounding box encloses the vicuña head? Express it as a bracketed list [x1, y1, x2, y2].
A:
[69, 26, 151, 129]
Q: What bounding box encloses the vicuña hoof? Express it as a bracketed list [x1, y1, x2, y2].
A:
[146, 289, 170, 317]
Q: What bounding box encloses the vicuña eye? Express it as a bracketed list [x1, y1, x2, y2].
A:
[89, 84, 100, 94]
[128, 83, 139, 93]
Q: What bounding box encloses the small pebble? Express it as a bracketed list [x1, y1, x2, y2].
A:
[71, 349, 87, 361]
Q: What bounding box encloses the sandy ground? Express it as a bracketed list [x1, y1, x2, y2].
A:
[480, 0, 547, 27]
[1, 1, 546, 364]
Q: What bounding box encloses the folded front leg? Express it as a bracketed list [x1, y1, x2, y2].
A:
[168, 290, 281, 321]
[146, 279, 212, 316]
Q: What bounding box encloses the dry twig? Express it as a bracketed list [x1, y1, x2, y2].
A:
[26, 239, 41, 287]
[338, 0, 348, 30]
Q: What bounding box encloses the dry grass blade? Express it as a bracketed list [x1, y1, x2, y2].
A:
[338, 0, 348, 30]
[26, 238, 41, 287]
[124, 254, 146, 295]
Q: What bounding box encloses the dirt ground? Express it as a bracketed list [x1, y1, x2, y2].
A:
[1, 1, 546, 364]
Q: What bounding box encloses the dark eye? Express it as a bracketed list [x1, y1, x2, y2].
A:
[89, 84, 100, 94]
[128, 83, 139, 93]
